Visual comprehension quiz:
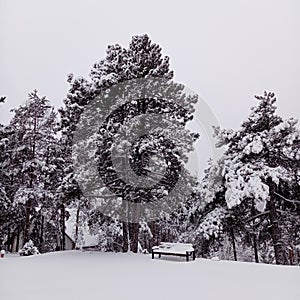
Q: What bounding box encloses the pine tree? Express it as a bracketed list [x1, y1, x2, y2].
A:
[19, 239, 39, 256]
[61, 34, 199, 253]
[5, 90, 60, 249]
[0, 99, 14, 248]
[211, 92, 300, 264]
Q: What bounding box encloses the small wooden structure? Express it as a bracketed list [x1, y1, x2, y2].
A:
[152, 242, 195, 262]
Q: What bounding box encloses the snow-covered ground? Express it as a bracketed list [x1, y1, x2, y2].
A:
[0, 251, 299, 300]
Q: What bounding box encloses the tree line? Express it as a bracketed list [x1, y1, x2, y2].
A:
[0, 34, 299, 265]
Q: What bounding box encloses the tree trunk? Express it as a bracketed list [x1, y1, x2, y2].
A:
[16, 226, 20, 252]
[122, 191, 129, 252]
[7, 227, 11, 252]
[269, 198, 288, 264]
[230, 227, 237, 261]
[122, 221, 129, 252]
[251, 200, 259, 263]
[74, 206, 80, 248]
[150, 221, 157, 249]
[129, 192, 142, 253]
[40, 215, 44, 252]
[24, 199, 31, 244]
[61, 203, 66, 251]
[268, 180, 288, 265]
[129, 222, 139, 253]
[253, 232, 259, 263]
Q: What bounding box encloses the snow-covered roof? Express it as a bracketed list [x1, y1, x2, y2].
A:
[65, 208, 99, 248]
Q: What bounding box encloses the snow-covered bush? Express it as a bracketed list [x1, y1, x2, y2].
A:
[19, 240, 40, 256]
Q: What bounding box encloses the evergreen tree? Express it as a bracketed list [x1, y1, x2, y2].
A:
[5, 90, 60, 250]
[196, 92, 300, 264]
[61, 34, 198, 253]
[0, 98, 14, 248]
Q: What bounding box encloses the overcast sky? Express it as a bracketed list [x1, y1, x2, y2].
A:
[1, 0, 299, 175]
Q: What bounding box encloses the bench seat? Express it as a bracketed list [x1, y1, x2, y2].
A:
[152, 242, 195, 261]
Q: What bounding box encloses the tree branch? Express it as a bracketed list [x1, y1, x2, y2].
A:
[246, 211, 270, 223]
[274, 192, 300, 205]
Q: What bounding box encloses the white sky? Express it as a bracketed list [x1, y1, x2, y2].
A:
[1, 0, 299, 175]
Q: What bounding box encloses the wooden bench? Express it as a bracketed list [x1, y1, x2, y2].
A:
[152, 242, 195, 262]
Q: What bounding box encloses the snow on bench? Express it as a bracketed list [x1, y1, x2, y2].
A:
[152, 242, 195, 261]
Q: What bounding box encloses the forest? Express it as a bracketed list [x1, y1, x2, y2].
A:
[0, 34, 299, 266]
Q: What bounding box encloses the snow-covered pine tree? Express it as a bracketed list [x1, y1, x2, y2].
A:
[35, 109, 66, 252]
[213, 92, 300, 265]
[5, 90, 60, 250]
[192, 159, 265, 262]
[61, 34, 199, 253]
[0, 98, 15, 249]
[57, 74, 94, 250]
[19, 239, 39, 256]
[90, 35, 198, 252]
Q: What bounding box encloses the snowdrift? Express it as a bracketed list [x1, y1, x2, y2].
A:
[0, 251, 299, 300]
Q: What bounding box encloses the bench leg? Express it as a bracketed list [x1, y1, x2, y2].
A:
[193, 251, 195, 260]
[186, 253, 189, 262]
[152, 251, 154, 259]
[159, 253, 161, 258]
